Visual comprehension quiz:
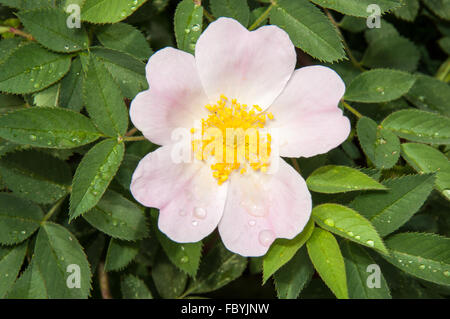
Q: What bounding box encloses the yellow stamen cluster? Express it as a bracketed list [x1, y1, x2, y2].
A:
[191, 94, 274, 184]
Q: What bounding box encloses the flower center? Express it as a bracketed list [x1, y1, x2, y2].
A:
[191, 94, 274, 185]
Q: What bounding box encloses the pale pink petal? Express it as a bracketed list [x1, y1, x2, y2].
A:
[218, 159, 312, 257]
[131, 146, 228, 242]
[130, 47, 209, 146]
[195, 17, 296, 109]
[267, 65, 350, 158]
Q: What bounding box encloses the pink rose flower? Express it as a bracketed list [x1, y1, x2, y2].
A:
[129, 17, 350, 257]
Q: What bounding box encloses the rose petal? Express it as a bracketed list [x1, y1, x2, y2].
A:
[218, 158, 312, 257]
[195, 17, 296, 109]
[130, 47, 209, 146]
[131, 145, 228, 242]
[267, 65, 350, 158]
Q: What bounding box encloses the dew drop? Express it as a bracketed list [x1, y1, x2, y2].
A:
[64, 45, 70, 50]
[192, 220, 199, 227]
[29, 134, 37, 141]
[324, 218, 335, 227]
[193, 207, 206, 219]
[248, 220, 256, 227]
[444, 271, 450, 277]
[191, 24, 201, 32]
[258, 229, 275, 247]
[366, 240, 375, 247]
[184, 28, 191, 34]
[347, 231, 354, 237]
[241, 200, 266, 217]
[180, 256, 189, 263]
[178, 210, 187, 217]
[112, 220, 118, 226]
[419, 264, 425, 270]
[355, 235, 361, 240]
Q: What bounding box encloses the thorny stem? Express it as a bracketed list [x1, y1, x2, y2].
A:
[248, 3, 275, 31]
[123, 135, 147, 142]
[341, 100, 363, 119]
[324, 9, 365, 72]
[41, 195, 67, 223]
[0, 26, 35, 41]
[98, 262, 113, 299]
[125, 127, 138, 137]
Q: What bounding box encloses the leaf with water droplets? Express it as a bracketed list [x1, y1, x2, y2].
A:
[306, 227, 348, 299]
[383, 232, 450, 286]
[344, 69, 416, 103]
[210, 0, 250, 27]
[152, 250, 188, 298]
[341, 241, 391, 299]
[59, 57, 84, 112]
[382, 109, 450, 145]
[32, 222, 92, 298]
[273, 247, 314, 299]
[81, 0, 147, 24]
[104, 239, 140, 272]
[0, 107, 102, 149]
[262, 219, 314, 284]
[17, 8, 89, 53]
[0, 150, 71, 204]
[83, 55, 128, 137]
[0, 42, 71, 94]
[150, 209, 202, 277]
[312, 204, 388, 255]
[401, 143, 450, 201]
[186, 241, 247, 295]
[357, 117, 400, 169]
[121, 274, 153, 299]
[5, 260, 48, 299]
[309, 0, 402, 17]
[174, 0, 203, 54]
[0, 193, 43, 245]
[0, 241, 27, 298]
[306, 165, 386, 194]
[96, 22, 153, 60]
[0, 0, 55, 10]
[349, 174, 435, 237]
[69, 139, 124, 221]
[83, 190, 148, 240]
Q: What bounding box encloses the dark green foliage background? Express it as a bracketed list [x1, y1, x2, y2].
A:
[0, 0, 449, 299]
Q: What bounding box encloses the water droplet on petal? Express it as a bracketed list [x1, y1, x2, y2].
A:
[193, 207, 206, 219]
[192, 220, 198, 227]
[258, 229, 275, 247]
[241, 200, 267, 217]
[248, 220, 256, 227]
[178, 210, 187, 217]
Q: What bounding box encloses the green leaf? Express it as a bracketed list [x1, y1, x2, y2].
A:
[0, 0, 54, 10]
[186, 242, 247, 295]
[121, 274, 153, 299]
[81, 0, 147, 24]
[393, 0, 419, 21]
[306, 165, 386, 193]
[17, 8, 89, 53]
[383, 232, 450, 286]
[115, 153, 140, 190]
[33, 82, 60, 107]
[89, 47, 148, 99]
[401, 143, 450, 200]
[83, 56, 128, 137]
[341, 241, 391, 299]
[270, 0, 345, 62]
[33, 222, 92, 298]
[262, 219, 314, 284]
[365, 20, 399, 44]
[312, 204, 388, 255]
[439, 37, 450, 55]
[174, 0, 203, 54]
[273, 247, 314, 299]
[339, 16, 367, 33]
[5, 261, 48, 299]
[83, 190, 148, 240]
[96, 23, 152, 60]
[349, 174, 435, 237]
[381, 109, 450, 144]
[0, 150, 71, 204]
[0, 193, 43, 245]
[0, 107, 101, 149]
[0, 42, 71, 94]
[357, 117, 400, 169]
[210, 0, 250, 27]
[404, 74, 450, 116]
[0, 92, 24, 114]
[151, 209, 202, 277]
[422, 0, 450, 21]
[344, 69, 416, 103]
[306, 227, 348, 299]
[0, 38, 24, 64]
[59, 57, 84, 112]
[361, 35, 420, 72]
[0, 241, 27, 298]
[69, 139, 124, 220]
[309, 0, 402, 17]
[104, 239, 139, 272]
[152, 250, 188, 298]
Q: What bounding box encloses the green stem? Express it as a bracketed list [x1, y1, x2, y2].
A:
[41, 195, 67, 223]
[341, 100, 362, 119]
[203, 8, 215, 23]
[6, 27, 34, 41]
[123, 135, 147, 142]
[324, 9, 365, 72]
[248, 3, 275, 31]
